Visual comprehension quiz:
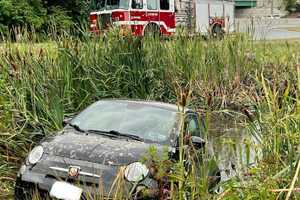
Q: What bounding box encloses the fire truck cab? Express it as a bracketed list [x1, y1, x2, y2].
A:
[90, 0, 176, 36]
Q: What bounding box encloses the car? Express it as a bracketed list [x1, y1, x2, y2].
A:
[15, 100, 220, 200]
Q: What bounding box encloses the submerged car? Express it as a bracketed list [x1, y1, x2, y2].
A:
[15, 100, 219, 200]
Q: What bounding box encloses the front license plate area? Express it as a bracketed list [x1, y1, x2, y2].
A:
[50, 181, 82, 200]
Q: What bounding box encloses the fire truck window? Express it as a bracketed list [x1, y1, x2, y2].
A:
[119, 0, 130, 9]
[132, 0, 143, 9]
[105, 0, 130, 9]
[147, 0, 158, 10]
[160, 0, 169, 10]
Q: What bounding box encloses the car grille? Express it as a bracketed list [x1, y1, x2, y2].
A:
[32, 155, 121, 194]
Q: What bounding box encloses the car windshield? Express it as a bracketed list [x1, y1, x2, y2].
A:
[91, 0, 130, 10]
[70, 101, 179, 143]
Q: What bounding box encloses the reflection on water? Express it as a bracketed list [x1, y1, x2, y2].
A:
[208, 118, 261, 182]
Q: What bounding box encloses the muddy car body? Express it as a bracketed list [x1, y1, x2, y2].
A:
[15, 100, 216, 200]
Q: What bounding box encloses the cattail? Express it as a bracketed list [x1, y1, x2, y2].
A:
[207, 93, 212, 107]
[38, 48, 44, 59]
[75, 41, 79, 56]
[242, 107, 254, 122]
[178, 86, 189, 107]
[16, 48, 21, 61]
[10, 61, 17, 72]
[9, 53, 14, 62]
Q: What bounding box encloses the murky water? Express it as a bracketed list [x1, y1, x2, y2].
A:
[208, 118, 261, 182]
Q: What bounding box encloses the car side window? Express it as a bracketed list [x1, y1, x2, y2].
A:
[132, 0, 143, 9]
[147, 0, 158, 10]
[186, 114, 201, 137]
[160, 0, 169, 10]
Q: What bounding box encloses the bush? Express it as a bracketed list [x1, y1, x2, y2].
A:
[44, 6, 74, 35]
[0, 0, 46, 29]
[284, 0, 297, 11]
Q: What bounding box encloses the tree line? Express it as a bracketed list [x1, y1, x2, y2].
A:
[0, 0, 91, 34]
[0, 0, 299, 37]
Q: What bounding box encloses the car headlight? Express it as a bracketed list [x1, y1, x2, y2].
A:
[124, 162, 149, 182]
[27, 146, 44, 165]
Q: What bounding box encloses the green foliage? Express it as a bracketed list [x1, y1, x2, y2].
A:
[44, 6, 73, 34]
[43, 0, 91, 22]
[0, 0, 80, 36]
[283, 0, 297, 11]
[0, 0, 46, 28]
[0, 34, 300, 198]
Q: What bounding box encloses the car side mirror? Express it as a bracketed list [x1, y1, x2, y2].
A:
[62, 117, 72, 127]
[191, 136, 205, 149]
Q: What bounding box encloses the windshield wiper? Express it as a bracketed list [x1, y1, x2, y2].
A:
[86, 129, 120, 138]
[68, 123, 86, 133]
[87, 130, 144, 142]
[111, 130, 144, 142]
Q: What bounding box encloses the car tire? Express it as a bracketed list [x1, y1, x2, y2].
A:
[14, 178, 33, 200]
[14, 177, 50, 200]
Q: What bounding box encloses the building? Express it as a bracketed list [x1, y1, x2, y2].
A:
[235, 0, 286, 17]
[175, 0, 287, 25]
[235, 0, 257, 8]
[235, 0, 282, 9]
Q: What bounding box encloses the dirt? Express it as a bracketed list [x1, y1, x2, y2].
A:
[287, 12, 300, 18]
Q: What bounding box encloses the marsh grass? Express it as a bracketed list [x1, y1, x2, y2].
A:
[0, 30, 300, 199]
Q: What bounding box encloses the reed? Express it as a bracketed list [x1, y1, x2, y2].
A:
[0, 30, 300, 199]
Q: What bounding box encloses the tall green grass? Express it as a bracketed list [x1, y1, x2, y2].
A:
[0, 31, 300, 199]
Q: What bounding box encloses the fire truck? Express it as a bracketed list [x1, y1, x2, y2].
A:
[89, 0, 234, 36]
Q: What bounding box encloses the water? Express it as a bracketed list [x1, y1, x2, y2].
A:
[208, 118, 261, 182]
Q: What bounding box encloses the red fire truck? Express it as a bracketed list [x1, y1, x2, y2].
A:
[89, 0, 235, 37]
[90, 0, 176, 36]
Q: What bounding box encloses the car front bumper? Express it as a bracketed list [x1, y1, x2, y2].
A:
[15, 163, 159, 200]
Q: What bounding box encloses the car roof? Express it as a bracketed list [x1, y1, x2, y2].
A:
[98, 99, 191, 113]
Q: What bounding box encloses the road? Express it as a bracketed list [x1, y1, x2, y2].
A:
[236, 18, 300, 40]
[252, 26, 300, 40]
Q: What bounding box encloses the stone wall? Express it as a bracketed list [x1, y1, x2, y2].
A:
[257, 0, 283, 9]
[175, 0, 195, 26]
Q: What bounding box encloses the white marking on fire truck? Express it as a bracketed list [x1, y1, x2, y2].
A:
[131, 16, 141, 20]
[147, 13, 158, 16]
[113, 21, 175, 32]
[91, 10, 174, 15]
[91, 10, 125, 15]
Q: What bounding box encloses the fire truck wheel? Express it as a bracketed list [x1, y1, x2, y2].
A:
[144, 23, 161, 37]
[211, 24, 224, 39]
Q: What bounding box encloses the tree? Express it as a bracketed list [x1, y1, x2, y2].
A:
[44, 6, 73, 33]
[42, 0, 91, 22]
[283, 0, 297, 11]
[0, 0, 46, 29]
[0, 0, 90, 36]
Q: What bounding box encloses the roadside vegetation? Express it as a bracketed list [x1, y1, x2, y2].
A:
[0, 30, 300, 199]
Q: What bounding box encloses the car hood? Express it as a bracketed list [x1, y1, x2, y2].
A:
[41, 130, 167, 166]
